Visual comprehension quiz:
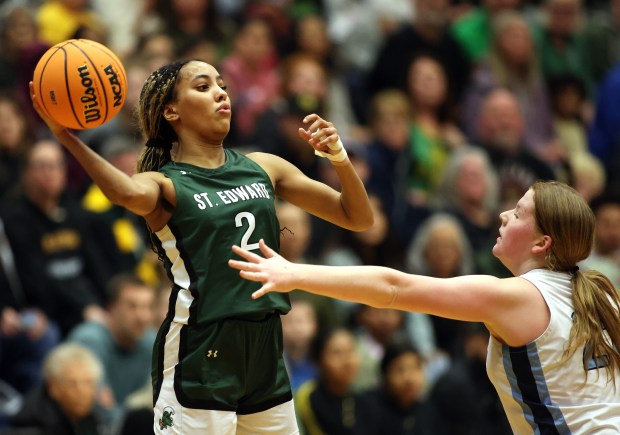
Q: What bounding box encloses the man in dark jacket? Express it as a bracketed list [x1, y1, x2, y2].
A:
[2, 139, 113, 337]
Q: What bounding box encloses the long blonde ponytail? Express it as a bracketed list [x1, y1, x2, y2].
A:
[533, 181, 620, 384]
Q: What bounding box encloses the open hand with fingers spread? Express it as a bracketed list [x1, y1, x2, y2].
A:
[229, 239, 298, 299]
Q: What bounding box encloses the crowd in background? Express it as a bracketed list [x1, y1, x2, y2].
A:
[1, 0, 620, 433]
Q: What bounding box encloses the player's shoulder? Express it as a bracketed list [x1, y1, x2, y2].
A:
[133, 170, 171, 183]
[246, 151, 294, 167]
[245, 151, 290, 174]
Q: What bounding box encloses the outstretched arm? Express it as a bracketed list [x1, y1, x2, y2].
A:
[29, 82, 167, 218]
[229, 240, 552, 346]
[249, 114, 373, 232]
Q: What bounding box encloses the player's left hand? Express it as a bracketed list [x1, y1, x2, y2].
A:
[298, 113, 348, 164]
[229, 239, 297, 299]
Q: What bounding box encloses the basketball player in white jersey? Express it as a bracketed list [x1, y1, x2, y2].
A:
[230, 180, 620, 434]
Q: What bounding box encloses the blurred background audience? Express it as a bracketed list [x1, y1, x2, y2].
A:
[1, 0, 619, 432]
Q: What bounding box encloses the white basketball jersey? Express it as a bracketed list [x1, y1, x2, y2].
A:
[487, 269, 620, 434]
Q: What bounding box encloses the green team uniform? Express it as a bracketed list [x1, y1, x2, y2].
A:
[152, 149, 292, 413]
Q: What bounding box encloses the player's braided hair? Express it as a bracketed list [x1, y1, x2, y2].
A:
[136, 59, 193, 174]
[135, 59, 193, 261]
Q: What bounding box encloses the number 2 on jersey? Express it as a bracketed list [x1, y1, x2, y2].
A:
[235, 212, 259, 250]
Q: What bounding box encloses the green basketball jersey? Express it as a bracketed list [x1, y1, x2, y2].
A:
[155, 149, 290, 324]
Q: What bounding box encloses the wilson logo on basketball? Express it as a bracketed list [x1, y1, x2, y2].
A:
[33, 39, 127, 129]
[77, 64, 101, 124]
[104, 64, 123, 108]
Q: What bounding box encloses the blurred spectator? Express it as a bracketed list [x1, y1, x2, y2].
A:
[252, 52, 329, 179]
[532, 0, 593, 96]
[287, 14, 332, 63]
[421, 322, 512, 435]
[583, 0, 620, 84]
[90, 0, 145, 59]
[432, 145, 509, 278]
[350, 305, 408, 391]
[0, 92, 35, 204]
[2, 140, 111, 337]
[579, 192, 620, 290]
[0, 6, 40, 92]
[368, 0, 470, 105]
[221, 18, 280, 147]
[0, 6, 49, 129]
[588, 61, 620, 194]
[325, 0, 412, 74]
[294, 327, 377, 434]
[0, 217, 60, 396]
[406, 54, 466, 206]
[363, 341, 428, 435]
[365, 89, 432, 242]
[406, 213, 474, 358]
[321, 193, 408, 270]
[461, 10, 559, 161]
[115, 281, 171, 435]
[152, 0, 230, 55]
[67, 273, 157, 420]
[547, 74, 590, 159]
[177, 35, 219, 66]
[568, 151, 606, 203]
[241, 0, 302, 51]
[450, 0, 522, 63]
[323, 0, 413, 123]
[282, 298, 319, 392]
[287, 14, 364, 142]
[5, 342, 107, 435]
[36, 0, 107, 46]
[473, 87, 556, 211]
[406, 213, 475, 279]
[433, 145, 500, 255]
[131, 32, 176, 72]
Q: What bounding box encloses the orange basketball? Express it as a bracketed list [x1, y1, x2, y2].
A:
[32, 39, 127, 130]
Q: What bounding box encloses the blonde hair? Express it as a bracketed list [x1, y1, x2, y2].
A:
[42, 343, 103, 382]
[532, 181, 620, 383]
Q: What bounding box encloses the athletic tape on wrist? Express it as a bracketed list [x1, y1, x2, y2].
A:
[314, 138, 348, 162]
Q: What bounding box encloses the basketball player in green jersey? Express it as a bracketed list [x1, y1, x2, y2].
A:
[29, 59, 373, 434]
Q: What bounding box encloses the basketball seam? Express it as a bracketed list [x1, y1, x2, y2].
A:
[62, 44, 85, 129]
[79, 39, 128, 89]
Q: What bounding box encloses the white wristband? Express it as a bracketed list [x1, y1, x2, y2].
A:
[314, 138, 348, 162]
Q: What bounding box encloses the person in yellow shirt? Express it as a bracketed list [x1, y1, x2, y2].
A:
[36, 0, 106, 46]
